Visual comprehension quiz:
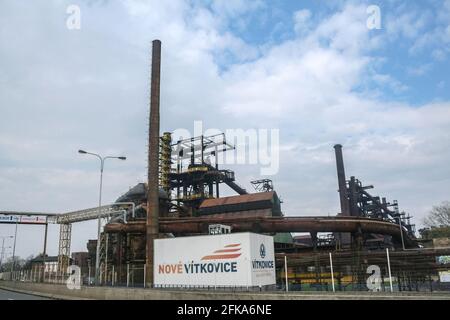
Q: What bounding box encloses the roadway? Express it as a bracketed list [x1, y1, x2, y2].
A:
[0, 288, 50, 300]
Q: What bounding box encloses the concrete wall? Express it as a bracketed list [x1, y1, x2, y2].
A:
[1, 280, 450, 300]
[1, 281, 289, 300]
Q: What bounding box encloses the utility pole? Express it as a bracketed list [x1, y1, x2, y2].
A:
[11, 221, 18, 277]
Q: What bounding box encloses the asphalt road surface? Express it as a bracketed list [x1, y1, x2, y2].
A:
[0, 288, 50, 300]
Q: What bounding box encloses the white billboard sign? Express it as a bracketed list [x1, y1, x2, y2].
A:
[154, 232, 276, 287]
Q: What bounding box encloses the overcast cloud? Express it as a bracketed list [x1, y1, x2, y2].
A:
[1, 0, 449, 259]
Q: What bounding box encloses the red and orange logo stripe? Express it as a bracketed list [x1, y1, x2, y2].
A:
[201, 243, 242, 260]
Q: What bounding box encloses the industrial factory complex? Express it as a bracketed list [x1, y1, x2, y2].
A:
[1, 40, 450, 300]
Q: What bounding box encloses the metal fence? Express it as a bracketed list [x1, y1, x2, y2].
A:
[1, 249, 449, 293]
[276, 248, 450, 293]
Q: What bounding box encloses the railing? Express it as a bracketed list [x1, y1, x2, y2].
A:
[2, 250, 450, 293]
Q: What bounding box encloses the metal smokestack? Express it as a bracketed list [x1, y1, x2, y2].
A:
[334, 144, 350, 216]
[146, 39, 161, 286]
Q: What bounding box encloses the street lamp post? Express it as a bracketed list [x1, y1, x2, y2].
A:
[78, 149, 126, 285]
[10, 222, 18, 278]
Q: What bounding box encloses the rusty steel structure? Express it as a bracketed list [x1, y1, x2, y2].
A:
[334, 144, 350, 217]
[159, 132, 172, 197]
[332, 144, 416, 249]
[146, 39, 161, 286]
[334, 144, 352, 247]
[104, 216, 416, 247]
[83, 38, 447, 290]
[170, 133, 244, 214]
[251, 179, 274, 193]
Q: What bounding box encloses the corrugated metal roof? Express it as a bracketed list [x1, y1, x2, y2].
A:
[199, 192, 275, 208]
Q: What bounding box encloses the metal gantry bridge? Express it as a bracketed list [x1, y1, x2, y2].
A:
[0, 202, 135, 273]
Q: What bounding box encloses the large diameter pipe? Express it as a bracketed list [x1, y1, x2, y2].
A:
[334, 144, 350, 216]
[146, 39, 162, 287]
[105, 216, 417, 247]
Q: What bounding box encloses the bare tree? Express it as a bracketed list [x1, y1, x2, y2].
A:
[0, 255, 34, 272]
[423, 201, 450, 228]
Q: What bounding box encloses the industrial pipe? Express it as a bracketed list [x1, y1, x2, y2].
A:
[104, 216, 417, 248]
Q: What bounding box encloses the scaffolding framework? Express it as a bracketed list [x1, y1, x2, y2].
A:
[159, 132, 172, 196]
[57, 223, 72, 273]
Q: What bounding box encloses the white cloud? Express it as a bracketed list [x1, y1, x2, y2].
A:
[406, 63, 432, 76]
[210, 0, 265, 18]
[293, 9, 312, 34]
[386, 9, 431, 40]
[380, 2, 450, 61]
[372, 73, 409, 92]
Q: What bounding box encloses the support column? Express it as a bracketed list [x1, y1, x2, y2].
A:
[57, 223, 72, 275]
[42, 222, 48, 283]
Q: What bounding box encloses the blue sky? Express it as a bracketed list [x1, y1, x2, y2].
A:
[0, 0, 449, 259]
[206, 0, 450, 104]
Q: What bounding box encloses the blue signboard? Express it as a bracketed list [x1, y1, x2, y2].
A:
[0, 215, 19, 223]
